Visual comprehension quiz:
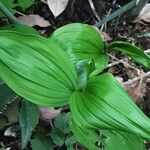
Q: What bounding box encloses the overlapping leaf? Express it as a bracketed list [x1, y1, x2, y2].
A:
[50, 23, 109, 75]
[0, 81, 17, 112]
[0, 24, 39, 35]
[0, 31, 77, 106]
[70, 117, 145, 150]
[20, 100, 39, 149]
[107, 41, 150, 68]
[70, 73, 150, 140]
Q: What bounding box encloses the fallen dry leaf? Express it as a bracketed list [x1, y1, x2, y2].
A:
[136, 3, 150, 23]
[126, 80, 146, 104]
[18, 15, 51, 27]
[47, 0, 69, 17]
[40, 107, 62, 122]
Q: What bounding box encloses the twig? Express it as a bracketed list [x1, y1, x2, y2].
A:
[107, 49, 150, 68]
[101, 0, 116, 31]
[88, 0, 101, 21]
[123, 71, 150, 85]
[0, 0, 21, 24]
[16, 10, 26, 16]
[95, 0, 137, 27]
[107, 53, 139, 71]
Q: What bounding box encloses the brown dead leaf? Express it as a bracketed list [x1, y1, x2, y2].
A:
[135, 3, 150, 23]
[47, 0, 69, 17]
[18, 15, 51, 27]
[40, 107, 62, 122]
[126, 80, 146, 103]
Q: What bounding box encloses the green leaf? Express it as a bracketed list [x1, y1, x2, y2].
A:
[0, 81, 17, 112]
[50, 128, 65, 146]
[0, 31, 77, 106]
[70, 118, 103, 150]
[0, 0, 15, 17]
[75, 60, 95, 90]
[0, 99, 20, 130]
[0, 24, 39, 35]
[69, 73, 150, 140]
[54, 113, 70, 134]
[70, 117, 145, 150]
[20, 100, 39, 149]
[65, 134, 76, 147]
[0, 0, 35, 17]
[50, 23, 109, 75]
[107, 41, 150, 69]
[103, 130, 145, 150]
[31, 134, 53, 150]
[17, 0, 35, 10]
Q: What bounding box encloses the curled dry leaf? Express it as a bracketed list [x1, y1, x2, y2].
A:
[40, 107, 62, 122]
[47, 0, 69, 17]
[136, 3, 150, 23]
[126, 79, 146, 104]
[18, 15, 51, 27]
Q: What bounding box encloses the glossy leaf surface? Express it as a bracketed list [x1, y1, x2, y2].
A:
[51, 23, 109, 75]
[0, 31, 77, 106]
[70, 73, 150, 140]
[107, 41, 150, 68]
[70, 118, 145, 150]
[0, 24, 39, 35]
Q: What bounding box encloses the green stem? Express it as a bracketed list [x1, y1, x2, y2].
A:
[95, 0, 136, 27]
[0, 1, 21, 24]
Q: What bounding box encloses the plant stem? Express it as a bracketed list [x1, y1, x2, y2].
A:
[95, 0, 136, 27]
[0, 1, 21, 24]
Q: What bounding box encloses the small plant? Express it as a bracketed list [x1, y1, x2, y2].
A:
[0, 0, 35, 17]
[0, 23, 150, 150]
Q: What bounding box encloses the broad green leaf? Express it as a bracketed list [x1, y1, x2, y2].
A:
[31, 134, 53, 150]
[69, 73, 150, 140]
[70, 118, 145, 150]
[0, 24, 39, 35]
[103, 130, 145, 150]
[107, 41, 150, 69]
[50, 23, 109, 75]
[70, 118, 102, 150]
[0, 81, 17, 112]
[0, 31, 77, 106]
[20, 100, 39, 149]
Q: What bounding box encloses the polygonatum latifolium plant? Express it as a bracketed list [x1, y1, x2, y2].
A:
[0, 23, 150, 150]
[51, 23, 150, 74]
